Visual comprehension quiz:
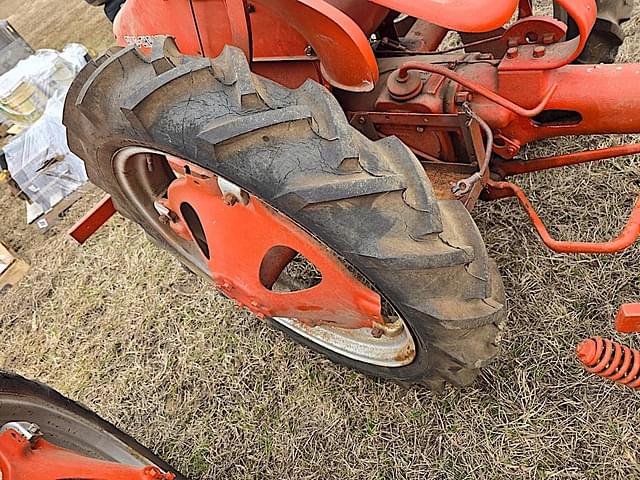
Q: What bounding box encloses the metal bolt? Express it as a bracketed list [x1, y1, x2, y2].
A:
[358, 116, 366, 125]
[304, 45, 314, 57]
[223, 193, 238, 206]
[371, 327, 384, 338]
[416, 126, 424, 133]
[506, 47, 518, 59]
[533, 46, 546, 58]
[26, 424, 40, 435]
[143, 466, 175, 479]
[455, 91, 471, 104]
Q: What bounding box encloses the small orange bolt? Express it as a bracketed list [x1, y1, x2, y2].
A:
[533, 46, 546, 58]
[143, 466, 176, 480]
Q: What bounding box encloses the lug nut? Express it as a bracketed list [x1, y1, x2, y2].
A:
[533, 46, 546, 58]
[223, 193, 238, 206]
[371, 327, 384, 338]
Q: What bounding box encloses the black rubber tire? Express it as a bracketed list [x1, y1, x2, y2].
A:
[0, 370, 184, 478]
[63, 39, 505, 389]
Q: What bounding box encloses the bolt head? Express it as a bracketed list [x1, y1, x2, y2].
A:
[506, 47, 518, 59]
[533, 46, 546, 58]
[223, 193, 238, 206]
[371, 327, 384, 338]
[27, 423, 40, 434]
[576, 338, 598, 365]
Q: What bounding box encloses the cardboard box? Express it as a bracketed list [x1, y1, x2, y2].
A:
[0, 241, 28, 292]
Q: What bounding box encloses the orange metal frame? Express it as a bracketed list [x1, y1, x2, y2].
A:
[75, 0, 640, 257]
[76, 0, 640, 261]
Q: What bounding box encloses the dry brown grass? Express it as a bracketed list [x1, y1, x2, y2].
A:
[2, 1, 640, 478]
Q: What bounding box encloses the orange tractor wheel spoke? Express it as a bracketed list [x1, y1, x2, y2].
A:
[161, 156, 384, 330]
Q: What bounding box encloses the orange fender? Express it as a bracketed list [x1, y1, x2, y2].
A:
[368, 0, 518, 33]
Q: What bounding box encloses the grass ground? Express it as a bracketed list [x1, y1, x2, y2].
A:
[1, 1, 640, 478]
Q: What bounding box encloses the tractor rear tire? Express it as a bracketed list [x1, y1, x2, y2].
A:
[63, 40, 505, 389]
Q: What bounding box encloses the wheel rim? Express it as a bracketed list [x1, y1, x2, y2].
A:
[112, 147, 416, 367]
[0, 396, 150, 466]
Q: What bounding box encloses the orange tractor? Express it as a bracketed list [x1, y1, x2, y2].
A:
[3, 0, 640, 477]
[60, 0, 640, 390]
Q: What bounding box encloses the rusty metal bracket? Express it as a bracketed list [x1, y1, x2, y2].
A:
[68, 195, 116, 245]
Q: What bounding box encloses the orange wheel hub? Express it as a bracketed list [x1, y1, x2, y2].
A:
[160, 156, 383, 330]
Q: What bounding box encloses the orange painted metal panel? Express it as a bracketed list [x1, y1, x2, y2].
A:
[368, 0, 518, 33]
[252, 0, 378, 91]
[114, 0, 234, 56]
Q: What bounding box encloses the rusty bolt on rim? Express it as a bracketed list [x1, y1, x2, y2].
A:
[223, 193, 238, 206]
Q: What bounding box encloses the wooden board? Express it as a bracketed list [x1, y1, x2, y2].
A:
[0, 241, 29, 292]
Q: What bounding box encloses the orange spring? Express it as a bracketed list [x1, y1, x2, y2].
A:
[577, 337, 640, 389]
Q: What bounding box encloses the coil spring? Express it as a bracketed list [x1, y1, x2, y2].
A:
[577, 336, 640, 388]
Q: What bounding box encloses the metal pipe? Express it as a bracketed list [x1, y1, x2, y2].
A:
[493, 143, 640, 176]
[487, 179, 640, 254]
[396, 61, 558, 117]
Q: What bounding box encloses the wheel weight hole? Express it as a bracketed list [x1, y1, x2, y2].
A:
[260, 246, 322, 292]
[180, 202, 210, 260]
